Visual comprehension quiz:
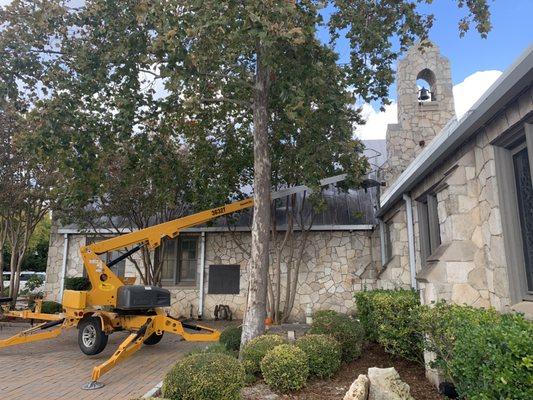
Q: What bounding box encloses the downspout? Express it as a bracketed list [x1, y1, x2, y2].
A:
[198, 231, 206, 320]
[58, 233, 69, 302]
[403, 194, 418, 290]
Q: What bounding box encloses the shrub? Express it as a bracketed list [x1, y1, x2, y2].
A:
[40, 301, 62, 314]
[296, 334, 341, 378]
[187, 343, 235, 357]
[240, 334, 286, 375]
[64, 277, 91, 291]
[422, 302, 533, 400]
[309, 310, 364, 362]
[355, 289, 423, 361]
[261, 344, 309, 392]
[219, 326, 242, 351]
[162, 352, 245, 400]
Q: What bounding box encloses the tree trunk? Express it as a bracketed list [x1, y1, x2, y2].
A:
[240, 46, 271, 350]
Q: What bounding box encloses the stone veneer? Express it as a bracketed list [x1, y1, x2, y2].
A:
[383, 42, 455, 184]
[44, 229, 379, 322]
[378, 85, 533, 314]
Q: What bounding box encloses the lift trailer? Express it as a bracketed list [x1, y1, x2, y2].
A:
[0, 174, 348, 389]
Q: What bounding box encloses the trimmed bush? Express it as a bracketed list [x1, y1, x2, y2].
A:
[309, 310, 364, 362]
[64, 277, 91, 291]
[296, 334, 341, 378]
[187, 343, 235, 357]
[40, 301, 62, 314]
[260, 344, 309, 392]
[219, 326, 242, 351]
[355, 289, 423, 361]
[162, 352, 245, 400]
[422, 302, 533, 400]
[240, 334, 285, 375]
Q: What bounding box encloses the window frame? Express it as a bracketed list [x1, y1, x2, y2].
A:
[417, 193, 441, 267]
[161, 234, 199, 287]
[494, 122, 533, 303]
[380, 218, 393, 266]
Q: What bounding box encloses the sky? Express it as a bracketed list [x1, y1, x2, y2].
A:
[1, 0, 531, 140]
[321, 0, 533, 140]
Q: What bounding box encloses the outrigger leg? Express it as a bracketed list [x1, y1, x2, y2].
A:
[82, 319, 156, 390]
[0, 318, 72, 348]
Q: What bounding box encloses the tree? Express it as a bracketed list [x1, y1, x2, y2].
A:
[0, 0, 491, 344]
[0, 104, 58, 304]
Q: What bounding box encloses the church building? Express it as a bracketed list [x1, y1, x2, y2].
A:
[43, 42, 533, 336]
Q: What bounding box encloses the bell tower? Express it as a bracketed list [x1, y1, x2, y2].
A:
[384, 41, 455, 184]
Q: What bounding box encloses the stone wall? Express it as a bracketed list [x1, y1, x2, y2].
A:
[379, 85, 533, 315]
[383, 42, 455, 184]
[44, 229, 379, 322]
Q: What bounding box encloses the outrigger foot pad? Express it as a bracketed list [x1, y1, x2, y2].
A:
[81, 381, 105, 390]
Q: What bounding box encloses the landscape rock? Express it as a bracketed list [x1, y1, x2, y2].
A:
[343, 374, 369, 400]
[368, 367, 414, 400]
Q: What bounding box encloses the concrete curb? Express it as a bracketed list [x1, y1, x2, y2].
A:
[142, 381, 163, 399]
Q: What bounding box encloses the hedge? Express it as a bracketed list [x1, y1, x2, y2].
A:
[309, 310, 364, 362]
[64, 277, 92, 291]
[423, 302, 533, 400]
[356, 290, 533, 400]
[162, 352, 244, 400]
[41, 301, 63, 314]
[355, 289, 423, 361]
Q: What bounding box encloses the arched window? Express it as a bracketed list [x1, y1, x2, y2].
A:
[416, 68, 436, 102]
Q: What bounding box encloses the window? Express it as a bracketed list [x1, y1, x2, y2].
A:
[208, 265, 240, 294]
[380, 219, 393, 266]
[86, 236, 126, 278]
[417, 193, 441, 266]
[513, 145, 533, 292]
[161, 235, 198, 286]
[494, 123, 533, 303]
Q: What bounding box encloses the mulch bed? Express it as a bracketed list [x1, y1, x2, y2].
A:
[243, 343, 444, 400]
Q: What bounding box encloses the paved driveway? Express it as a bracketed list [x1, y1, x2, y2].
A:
[0, 322, 216, 400]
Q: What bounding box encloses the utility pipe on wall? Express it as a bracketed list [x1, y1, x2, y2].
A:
[403, 194, 418, 290]
[378, 219, 387, 267]
[58, 233, 69, 302]
[198, 231, 206, 320]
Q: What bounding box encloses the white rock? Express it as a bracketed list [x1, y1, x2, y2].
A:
[343, 374, 369, 400]
[368, 367, 414, 400]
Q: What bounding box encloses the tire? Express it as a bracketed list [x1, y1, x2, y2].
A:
[144, 332, 164, 345]
[78, 317, 108, 355]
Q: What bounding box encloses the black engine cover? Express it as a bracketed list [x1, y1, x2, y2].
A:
[116, 285, 171, 310]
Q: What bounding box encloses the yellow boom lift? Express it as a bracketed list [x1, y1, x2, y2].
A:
[0, 174, 348, 389]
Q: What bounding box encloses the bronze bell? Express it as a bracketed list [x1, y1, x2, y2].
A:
[418, 87, 431, 101]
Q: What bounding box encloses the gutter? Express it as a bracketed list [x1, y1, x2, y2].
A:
[58, 224, 375, 235]
[377, 44, 533, 217]
[58, 233, 69, 302]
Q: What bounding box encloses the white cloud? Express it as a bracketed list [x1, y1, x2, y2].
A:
[453, 70, 502, 118]
[354, 102, 398, 140]
[355, 69, 503, 140]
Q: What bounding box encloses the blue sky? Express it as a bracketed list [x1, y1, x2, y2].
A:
[318, 0, 532, 88]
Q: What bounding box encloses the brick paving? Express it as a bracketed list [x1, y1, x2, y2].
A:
[0, 321, 220, 400]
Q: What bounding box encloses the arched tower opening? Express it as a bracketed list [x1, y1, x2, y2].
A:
[416, 68, 437, 102]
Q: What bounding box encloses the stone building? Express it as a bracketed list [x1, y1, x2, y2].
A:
[44, 42, 533, 329]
